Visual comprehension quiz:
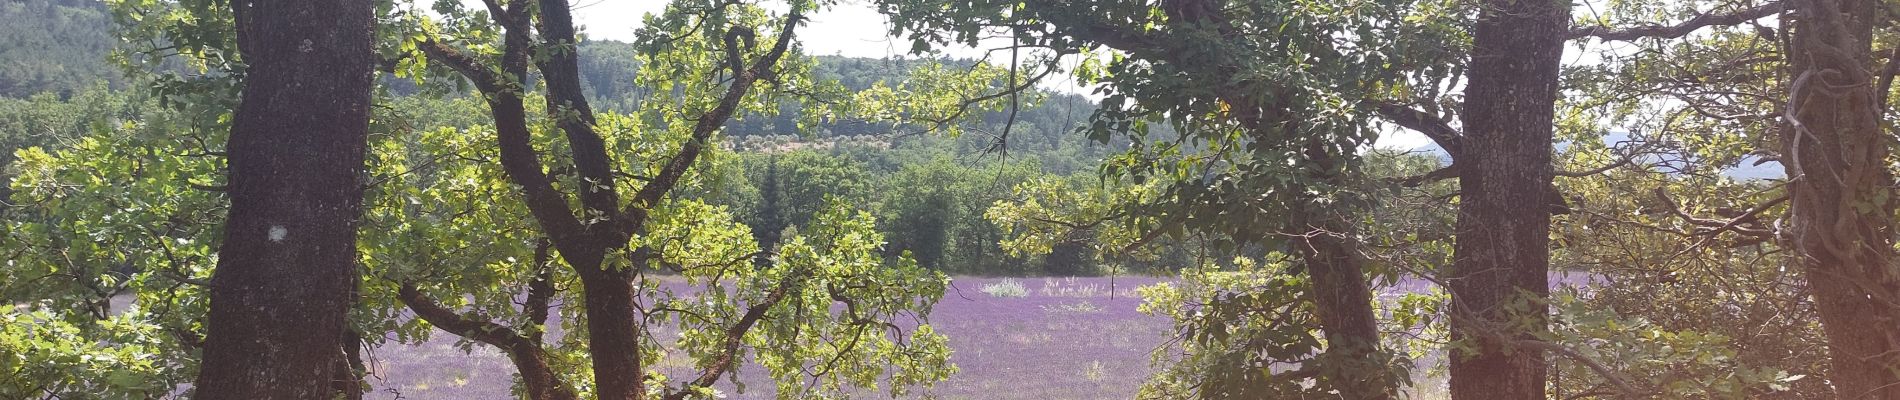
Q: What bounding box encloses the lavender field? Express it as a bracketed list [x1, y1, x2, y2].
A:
[361, 276, 1176, 400]
[355, 273, 1599, 400]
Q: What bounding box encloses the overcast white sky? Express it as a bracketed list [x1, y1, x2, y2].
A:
[565, 0, 916, 58]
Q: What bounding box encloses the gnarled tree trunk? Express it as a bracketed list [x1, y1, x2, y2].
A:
[1780, 0, 1900, 397]
[192, 0, 375, 398]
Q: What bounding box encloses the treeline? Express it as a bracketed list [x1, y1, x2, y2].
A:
[0, 0, 123, 97]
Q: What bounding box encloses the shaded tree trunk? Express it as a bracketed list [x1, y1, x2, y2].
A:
[1447, 0, 1569, 399]
[1274, 138, 1393, 398]
[191, 0, 374, 398]
[1780, 0, 1900, 397]
[1289, 209, 1392, 397]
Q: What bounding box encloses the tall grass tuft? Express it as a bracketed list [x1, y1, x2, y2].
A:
[980, 278, 1029, 298]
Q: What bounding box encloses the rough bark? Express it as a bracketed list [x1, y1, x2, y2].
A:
[190, 0, 374, 398]
[1446, 0, 1569, 399]
[575, 260, 645, 399]
[1779, 0, 1900, 397]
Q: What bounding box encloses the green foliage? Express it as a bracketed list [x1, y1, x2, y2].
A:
[759, 150, 874, 232]
[0, 87, 138, 172]
[0, 309, 187, 399]
[0, 0, 1869, 398]
[2, 92, 215, 397]
[740, 200, 954, 397]
[1546, 291, 1801, 399]
[1136, 257, 1378, 398]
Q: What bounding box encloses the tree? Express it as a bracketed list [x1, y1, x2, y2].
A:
[1777, 0, 1900, 396]
[876, 1, 1444, 396]
[1554, 0, 1900, 395]
[747, 155, 786, 267]
[190, 0, 375, 398]
[1436, 0, 1570, 398]
[406, 0, 954, 398]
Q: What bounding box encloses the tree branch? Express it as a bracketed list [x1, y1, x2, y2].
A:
[1389, 163, 1461, 187]
[397, 283, 527, 349]
[1514, 339, 1646, 397]
[1376, 103, 1464, 159]
[661, 270, 800, 400]
[1554, 141, 1659, 177]
[524, 239, 556, 343]
[535, 0, 621, 231]
[629, 9, 805, 221]
[1568, 1, 1788, 42]
[1651, 187, 1785, 240]
[416, 39, 500, 94]
[419, 10, 590, 250]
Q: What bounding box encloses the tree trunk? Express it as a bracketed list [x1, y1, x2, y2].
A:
[1780, 1, 1900, 397]
[1447, 0, 1568, 399]
[191, 0, 374, 398]
[1292, 212, 1394, 398]
[579, 264, 646, 400]
[1226, 91, 1394, 398]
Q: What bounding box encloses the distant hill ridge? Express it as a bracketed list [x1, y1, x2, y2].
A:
[1408, 130, 1784, 180]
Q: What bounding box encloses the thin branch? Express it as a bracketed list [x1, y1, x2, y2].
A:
[661, 271, 800, 400]
[1515, 339, 1646, 397]
[1555, 140, 1659, 177]
[1389, 163, 1461, 187]
[1568, 1, 1788, 42]
[629, 9, 805, 220]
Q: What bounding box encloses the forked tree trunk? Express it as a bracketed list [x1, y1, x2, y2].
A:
[1447, 0, 1568, 399]
[1780, 1, 1900, 397]
[192, 0, 375, 398]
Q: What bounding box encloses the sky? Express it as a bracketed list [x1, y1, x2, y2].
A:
[566, 0, 932, 58]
